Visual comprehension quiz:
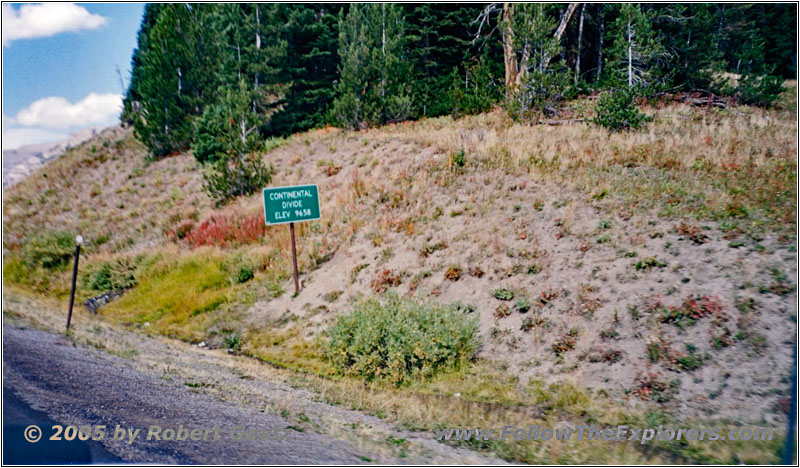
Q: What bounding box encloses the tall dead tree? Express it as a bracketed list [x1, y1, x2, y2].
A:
[502, 3, 519, 95]
[474, 3, 580, 97]
[574, 3, 585, 83]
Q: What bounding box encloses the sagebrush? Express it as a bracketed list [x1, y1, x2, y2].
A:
[326, 294, 479, 385]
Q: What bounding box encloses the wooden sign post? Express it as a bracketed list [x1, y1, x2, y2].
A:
[263, 184, 321, 294]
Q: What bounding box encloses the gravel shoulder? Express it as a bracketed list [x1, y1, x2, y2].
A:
[2, 289, 502, 465]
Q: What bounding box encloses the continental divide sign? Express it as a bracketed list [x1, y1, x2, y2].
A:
[263, 184, 321, 225]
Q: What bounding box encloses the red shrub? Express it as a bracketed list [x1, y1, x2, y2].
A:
[371, 269, 402, 293]
[180, 209, 266, 248]
[680, 295, 726, 321]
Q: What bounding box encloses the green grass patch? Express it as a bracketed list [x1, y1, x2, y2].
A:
[103, 249, 232, 342]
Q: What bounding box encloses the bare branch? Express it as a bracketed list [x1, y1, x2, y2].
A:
[554, 3, 580, 40]
[472, 2, 501, 44]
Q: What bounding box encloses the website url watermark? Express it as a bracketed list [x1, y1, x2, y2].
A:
[435, 425, 774, 444]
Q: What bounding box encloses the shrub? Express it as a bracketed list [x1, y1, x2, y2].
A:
[552, 329, 578, 356]
[448, 302, 476, 314]
[420, 242, 447, 258]
[506, 67, 571, 124]
[491, 288, 514, 301]
[444, 265, 462, 281]
[84, 257, 140, 291]
[675, 344, 704, 371]
[223, 332, 243, 351]
[659, 295, 726, 328]
[520, 315, 547, 332]
[235, 265, 254, 284]
[468, 265, 485, 278]
[22, 230, 75, 270]
[446, 54, 500, 117]
[592, 89, 650, 131]
[634, 372, 679, 403]
[171, 220, 196, 241]
[449, 150, 466, 170]
[494, 303, 511, 318]
[634, 256, 666, 270]
[326, 294, 478, 385]
[371, 269, 402, 293]
[515, 298, 532, 313]
[733, 73, 784, 107]
[182, 210, 266, 248]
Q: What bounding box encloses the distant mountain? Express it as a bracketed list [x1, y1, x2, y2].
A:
[2, 127, 103, 188]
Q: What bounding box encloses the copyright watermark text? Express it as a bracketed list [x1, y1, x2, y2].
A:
[22, 424, 290, 444]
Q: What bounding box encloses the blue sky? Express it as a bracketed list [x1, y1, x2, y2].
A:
[2, 3, 145, 150]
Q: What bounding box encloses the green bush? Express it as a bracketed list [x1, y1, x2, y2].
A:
[235, 265, 254, 284]
[735, 73, 784, 107]
[446, 54, 501, 117]
[506, 67, 571, 124]
[83, 257, 140, 291]
[491, 288, 515, 301]
[223, 332, 242, 351]
[592, 88, 650, 131]
[22, 230, 75, 270]
[326, 294, 479, 385]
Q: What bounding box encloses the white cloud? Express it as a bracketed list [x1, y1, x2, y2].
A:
[14, 93, 122, 130]
[2, 3, 108, 46]
[1, 127, 67, 151]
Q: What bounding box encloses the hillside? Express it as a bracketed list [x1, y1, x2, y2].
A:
[2, 127, 102, 188]
[3, 96, 797, 463]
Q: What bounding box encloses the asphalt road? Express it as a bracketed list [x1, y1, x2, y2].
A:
[3, 385, 123, 464]
[2, 324, 380, 464]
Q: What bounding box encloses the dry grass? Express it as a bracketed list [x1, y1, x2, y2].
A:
[358, 100, 796, 234]
[3, 126, 212, 254]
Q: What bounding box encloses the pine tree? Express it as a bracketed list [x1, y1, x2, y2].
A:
[212, 4, 286, 97]
[122, 3, 164, 125]
[332, 4, 410, 129]
[404, 4, 482, 118]
[132, 4, 220, 157]
[199, 80, 273, 205]
[605, 4, 669, 91]
[762, 4, 797, 79]
[265, 4, 342, 136]
[504, 3, 571, 122]
[650, 4, 720, 90]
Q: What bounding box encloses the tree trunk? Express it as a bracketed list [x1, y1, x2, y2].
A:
[575, 4, 585, 84]
[554, 3, 579, 41]
[596, 5, 604, 82]
[505, 2, 579, 94]
[541, 3, 580, 72]
[255, 7, 261, 92]
[502, 3, 518, 96]
[627, 21, 633, 87]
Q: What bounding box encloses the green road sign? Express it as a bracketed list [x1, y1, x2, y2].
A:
[263, 184, 321, 225]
